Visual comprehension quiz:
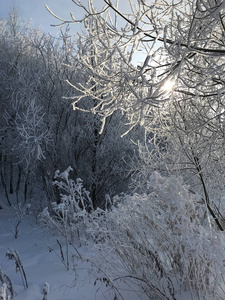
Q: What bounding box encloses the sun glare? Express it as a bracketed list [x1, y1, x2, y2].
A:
[162, 79, 175, 92]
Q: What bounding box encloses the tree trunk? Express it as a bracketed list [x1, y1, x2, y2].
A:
[193, 154, 224, 231]
[16, 165, 22, 204]
[10, 162, 13, 194]
[0, 171, 11, 206]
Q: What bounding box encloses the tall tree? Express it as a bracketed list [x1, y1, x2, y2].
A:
[47, 0, 225, 124]
[47, 0, 225, 224]
[0, 10, 138, 207]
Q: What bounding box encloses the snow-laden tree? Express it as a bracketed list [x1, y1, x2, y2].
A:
[0, 11, 41, 204]
[0, 10, 139, 207]
[63, 16, 142, 207]
[38, 2, 225, 298]
[136, 91, 225, 230]
[47, 0, 225, 225]
[46, 0, 225, 127]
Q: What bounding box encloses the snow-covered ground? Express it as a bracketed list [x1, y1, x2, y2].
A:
[0, 207, 138, 300]
[1, 202, 221, 300]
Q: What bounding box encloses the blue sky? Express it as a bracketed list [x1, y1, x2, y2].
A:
[0, 0, 134, 35]
[0, 0, 87, 34]
[0, 0, 144, 63]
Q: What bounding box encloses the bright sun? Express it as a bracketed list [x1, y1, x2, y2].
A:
[162, 79, 175, 92]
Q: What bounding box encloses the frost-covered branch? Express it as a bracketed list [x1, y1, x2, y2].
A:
[47, 0, 225, 132]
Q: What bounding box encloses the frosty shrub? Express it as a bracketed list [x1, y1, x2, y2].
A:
[92, 173, 225, 300]
[40, 168, 225, 299]
[6, 249, 28, 290]
[40, 167, 97, 268]
[10, 203, 31, 239]
[53, 166, 94, 214]
[0, 267, 13, 300]
[50, 167, 94, 242]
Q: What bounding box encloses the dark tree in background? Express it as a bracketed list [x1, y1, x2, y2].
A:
[0, 10, 139, 209]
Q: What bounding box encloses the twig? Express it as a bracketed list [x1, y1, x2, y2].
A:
[6, 249, 28, 290]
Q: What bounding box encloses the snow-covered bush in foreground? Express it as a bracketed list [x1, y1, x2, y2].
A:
[41, 167, 109, 244]
[40, 167, 95, 268]
[92, 173, 225, 300]
[51, 167, 95, 241]
[41, 169, 225, 299]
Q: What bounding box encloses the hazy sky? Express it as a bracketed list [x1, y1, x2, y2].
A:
[0, 0, 87, 34]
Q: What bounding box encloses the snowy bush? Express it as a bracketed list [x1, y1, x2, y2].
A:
[90, 173, 225, 300]
[0, 267, 13, 300]
[10, 203, 31, 239]
[53, 166, 94, 213]
[50, 167, 95, 242]
[40, 167, 96, 268]
[40, 168, 225, 299]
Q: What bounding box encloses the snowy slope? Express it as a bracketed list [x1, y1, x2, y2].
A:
[0, 208, 119, 300]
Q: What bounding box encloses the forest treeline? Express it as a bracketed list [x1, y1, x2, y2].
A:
[0, 10, 140, 209]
